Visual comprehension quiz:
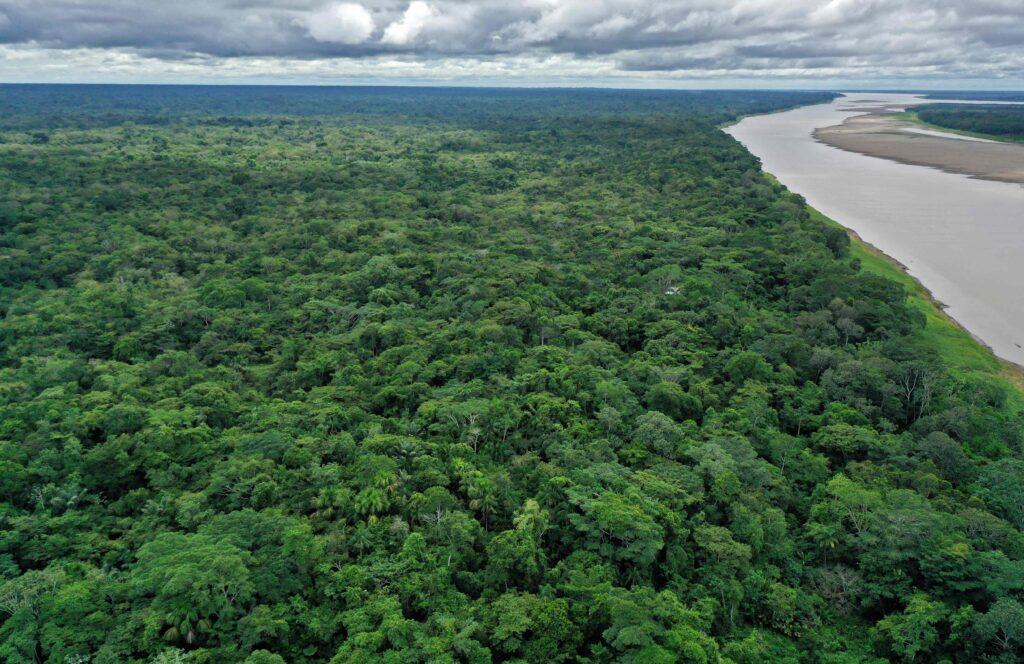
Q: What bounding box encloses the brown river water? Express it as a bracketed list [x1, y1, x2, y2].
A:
[726, 93, 1024, 366]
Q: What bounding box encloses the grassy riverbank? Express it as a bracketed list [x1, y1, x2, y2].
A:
[807, 205, 1024, 403]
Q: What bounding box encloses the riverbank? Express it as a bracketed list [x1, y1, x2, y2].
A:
[716, 93, 841, 130]
[813, 112, 1024, 184]
[759, 173, 1024, 389]
[728, 92, 1024, 368]
[804, 202, 1024, 399]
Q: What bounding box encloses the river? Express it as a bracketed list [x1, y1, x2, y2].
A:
[725, 92, 1024, 367]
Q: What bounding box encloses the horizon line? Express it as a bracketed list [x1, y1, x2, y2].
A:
[1, 81, 1022, 93]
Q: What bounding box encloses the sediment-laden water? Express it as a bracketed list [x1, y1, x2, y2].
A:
[726, 93, 1024, 366]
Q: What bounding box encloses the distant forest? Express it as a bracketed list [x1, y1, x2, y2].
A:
[2, 86, 1024, 664]
[0, 84, 829, 131]
[915, 103, 1024, 142]
[923, 91, 1024, 102]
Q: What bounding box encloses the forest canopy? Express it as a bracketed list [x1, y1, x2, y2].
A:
[1, 85, 1023, 663]
[914, 103, 1024, 142]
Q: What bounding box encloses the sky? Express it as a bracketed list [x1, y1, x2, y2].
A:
[0, 0, 1021, 89]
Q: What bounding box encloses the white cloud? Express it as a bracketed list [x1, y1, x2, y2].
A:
[0, 1, 1021, 85]
[306, 2, 375, 45]
[382, 1, 438, 46]
[588, 14, 638, 38]
[0, 42, 1020, 90]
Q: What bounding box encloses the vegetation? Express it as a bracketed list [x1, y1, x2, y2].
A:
[922, 92, 1024, 103]
[807, 207, 1024, 388]
[2, 86, 1024, 663]
[903, 104, 1024, 142]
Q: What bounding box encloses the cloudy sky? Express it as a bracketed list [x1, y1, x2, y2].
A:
[0, 0, 1021, 88]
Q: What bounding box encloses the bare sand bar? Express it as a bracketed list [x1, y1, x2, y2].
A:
[814, 113, 1024, 185]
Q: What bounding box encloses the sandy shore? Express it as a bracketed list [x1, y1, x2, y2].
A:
[814, 113, 1024, 184]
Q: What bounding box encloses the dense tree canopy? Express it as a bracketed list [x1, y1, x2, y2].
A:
[914, 103, 1024, 141]
[0, 86, 1022, 663]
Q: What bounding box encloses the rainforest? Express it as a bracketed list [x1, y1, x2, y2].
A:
[913, 104, 1024, 142]
[1, 85, 1023, 664]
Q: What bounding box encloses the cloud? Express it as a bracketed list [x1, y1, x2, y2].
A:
[0, 1, 1019, 84]
[381, 1, 438, 46]
[307, 3, 375, 44]
[588, 15, 638, 39]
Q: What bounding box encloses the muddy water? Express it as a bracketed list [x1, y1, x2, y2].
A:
[726, 93, 1024, 365]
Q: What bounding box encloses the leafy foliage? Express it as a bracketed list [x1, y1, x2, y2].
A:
[0, 86, 1022, 663]
[915, 103, 1024, 141]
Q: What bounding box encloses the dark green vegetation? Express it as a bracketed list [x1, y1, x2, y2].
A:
[1, 86, 1024, 663]
[0, 84, 830, 131]
[922, 92, 1024, 102]
[910, 104, 1024, 142]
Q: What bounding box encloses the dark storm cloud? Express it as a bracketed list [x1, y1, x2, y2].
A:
[0, 0, 1020, 80]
